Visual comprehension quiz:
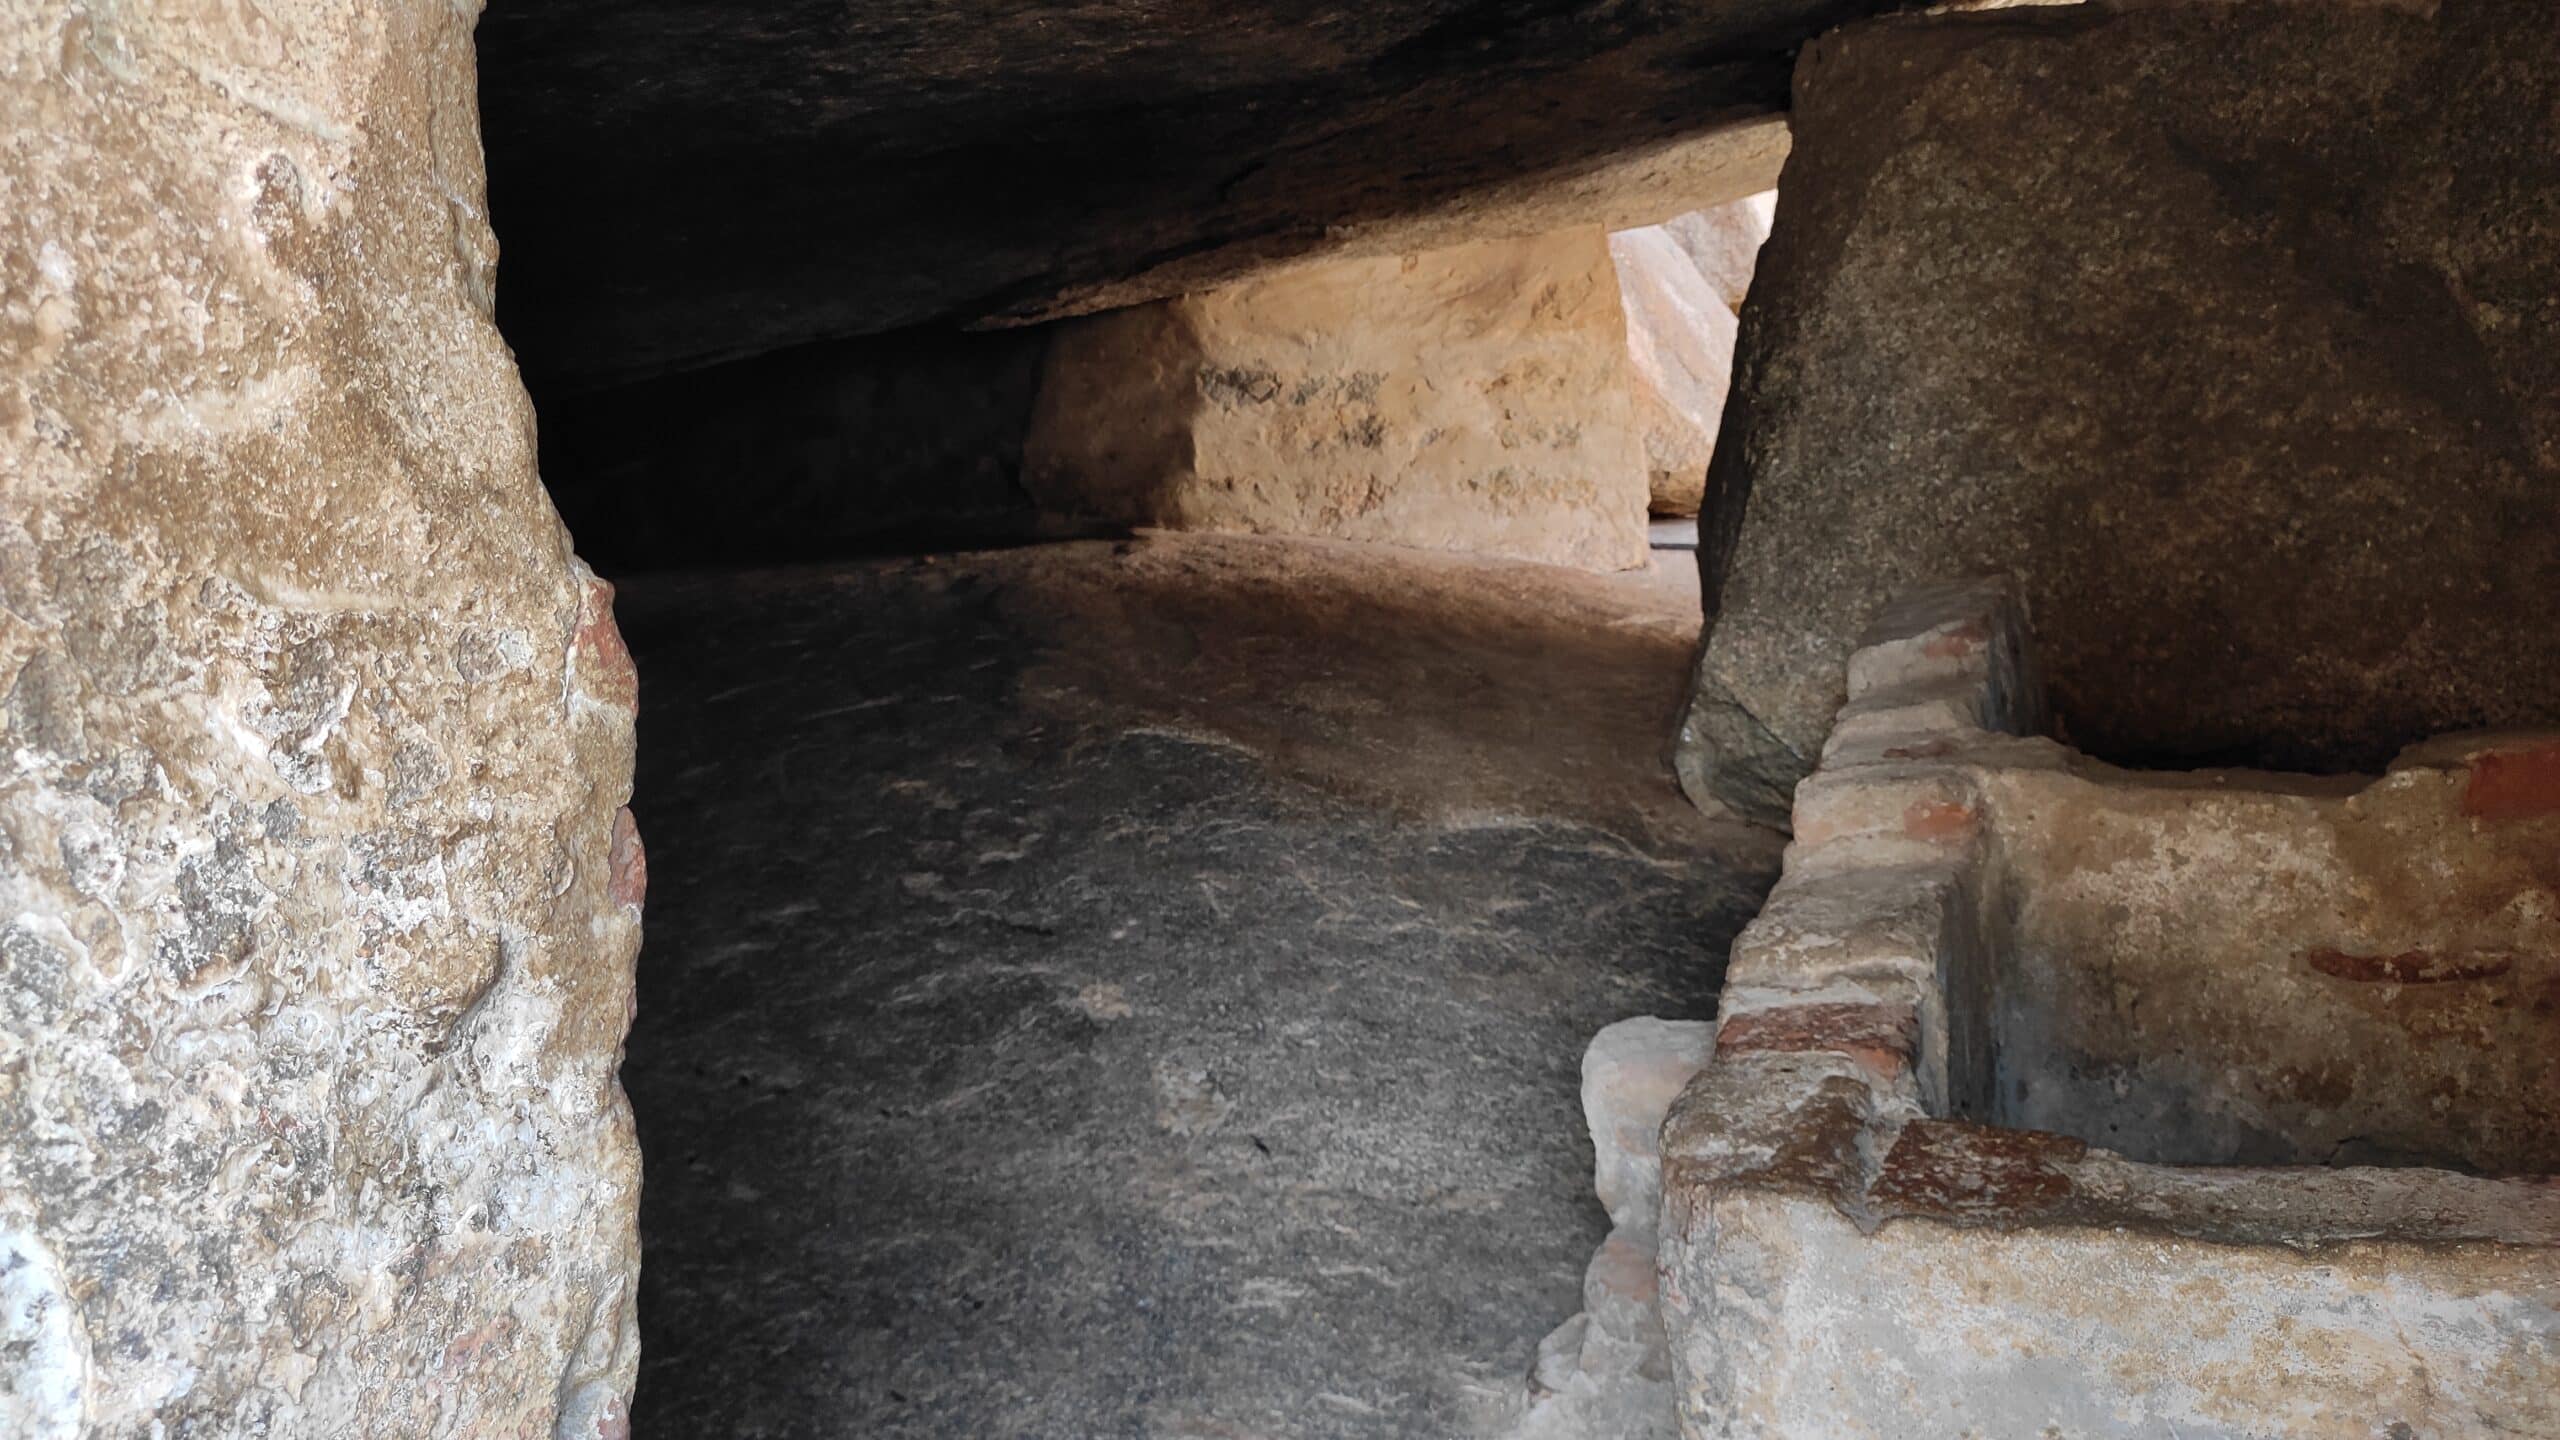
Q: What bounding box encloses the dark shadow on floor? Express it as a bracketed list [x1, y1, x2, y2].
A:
[614, 539, 1774, 1438]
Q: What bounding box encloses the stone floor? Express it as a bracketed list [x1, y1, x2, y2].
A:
[611, 533, 1778, 1439]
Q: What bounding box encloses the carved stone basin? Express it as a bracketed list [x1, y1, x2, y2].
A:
[1659, 580, 2560, 1438]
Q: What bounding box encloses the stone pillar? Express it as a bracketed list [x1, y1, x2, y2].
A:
[1024, 229, 1653, 572]
[1, 2, 641, 1434]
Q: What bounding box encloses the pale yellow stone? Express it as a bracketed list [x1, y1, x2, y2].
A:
[1027, 229, 1652, 571]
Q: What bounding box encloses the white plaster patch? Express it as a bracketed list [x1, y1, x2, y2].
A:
[0, 1208, 90, 1440]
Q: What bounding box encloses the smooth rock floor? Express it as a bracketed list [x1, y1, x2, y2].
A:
[613, 533, 1778, 1438]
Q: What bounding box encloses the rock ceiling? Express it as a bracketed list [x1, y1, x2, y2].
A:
[475, 0, 1906, 388]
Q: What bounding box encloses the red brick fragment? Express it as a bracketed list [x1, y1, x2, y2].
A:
[607, 806, 648, 912]
[574, 575, 640, 713]
[2305, 948, 2514, 985]
[1902, 799, 1977, 843]
[1717, 1001, 1917, 1079]
[2463, 743, 2560, 822]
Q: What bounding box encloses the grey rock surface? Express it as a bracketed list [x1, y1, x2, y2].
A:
[1681, 0, 2560, 823]
[610, 535, 1776, 1437]
[472, 0, 1877, 387]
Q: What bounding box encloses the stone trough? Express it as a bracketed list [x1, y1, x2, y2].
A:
[1658, 579, 2560, 1437]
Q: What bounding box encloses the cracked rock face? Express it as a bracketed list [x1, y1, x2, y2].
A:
[1, 2, 641, 1434]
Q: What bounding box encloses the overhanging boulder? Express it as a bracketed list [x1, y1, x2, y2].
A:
[1679, 0, 2560, 824]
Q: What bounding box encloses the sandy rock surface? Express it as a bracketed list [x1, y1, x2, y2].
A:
[1028, 231, 1653, 572]
[1656, 198, 1768, 314]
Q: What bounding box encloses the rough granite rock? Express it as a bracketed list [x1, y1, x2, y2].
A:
[0, 2, 641, 1435]
[1679, 0, 2560, 823]
[607, 536, 1780, 1437]
[1610, 227, 1740, 518]
[1025, 230, 1653, 572]
[467, 0, 1885, 388]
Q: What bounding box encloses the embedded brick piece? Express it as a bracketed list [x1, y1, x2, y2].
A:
[2464, 739, 2560, 823]
[1714, 1000, 1915, 1083]
[1659, 580, 2560, 1438]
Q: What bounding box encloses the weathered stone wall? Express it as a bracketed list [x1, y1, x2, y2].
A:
[1025, 229, 1653, 572]
[1680, 0, 2560, 822]
[2, 2, 641, 1434]
[1989, 728, 2560, 1175]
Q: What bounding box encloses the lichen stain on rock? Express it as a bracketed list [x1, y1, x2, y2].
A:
[1703, 1076, 1872, 1200]
[2464, 742, 2560, 823]
[0, 1209, 87, 1440]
